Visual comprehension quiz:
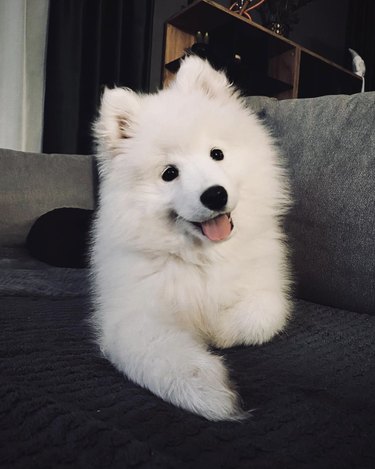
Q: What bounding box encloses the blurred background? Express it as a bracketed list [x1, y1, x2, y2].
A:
[0, 0, 373, 155]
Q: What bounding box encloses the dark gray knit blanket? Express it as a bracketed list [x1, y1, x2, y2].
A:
[1, 249, 374, 468]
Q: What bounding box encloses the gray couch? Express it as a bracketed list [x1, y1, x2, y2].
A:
[1, 92, 374, 468]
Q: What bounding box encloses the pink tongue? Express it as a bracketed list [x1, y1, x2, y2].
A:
[201, 214, 232, 241]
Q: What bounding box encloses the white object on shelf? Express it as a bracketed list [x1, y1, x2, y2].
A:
[349, 48, 366, 93]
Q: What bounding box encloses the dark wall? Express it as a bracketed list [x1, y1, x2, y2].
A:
[346, 0, 375, 91]
[290, 0, 350, 66]
[149, 0, 189, 91]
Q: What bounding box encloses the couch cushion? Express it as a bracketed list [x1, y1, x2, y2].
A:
[247, 93, 375, 315]
[0, 148, 96, 246]
[1, 294, 374, 468]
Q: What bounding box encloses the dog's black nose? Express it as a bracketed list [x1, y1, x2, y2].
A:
[200, 185, 228, 211]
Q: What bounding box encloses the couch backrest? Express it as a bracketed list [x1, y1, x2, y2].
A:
[247, 92, 375, 315]
[0, 149, 95, 246]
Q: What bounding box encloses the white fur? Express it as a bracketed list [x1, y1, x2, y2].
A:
[91, 56, 292, 421]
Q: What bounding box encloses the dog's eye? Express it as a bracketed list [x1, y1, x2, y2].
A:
[210, 148, 224, 161]
[162, 165, 179, 182]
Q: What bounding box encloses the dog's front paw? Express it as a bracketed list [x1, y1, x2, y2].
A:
[104, 323, 246, 421]
[173, 353, 246, 421]
[212, 291, 291, 348]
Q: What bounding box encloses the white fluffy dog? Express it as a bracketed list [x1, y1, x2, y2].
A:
[91, 56, 291, 420]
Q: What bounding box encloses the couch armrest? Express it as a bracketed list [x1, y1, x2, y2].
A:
[0, 149, 95, 246]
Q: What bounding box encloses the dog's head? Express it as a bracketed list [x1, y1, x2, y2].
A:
[94, 56, 281, 256]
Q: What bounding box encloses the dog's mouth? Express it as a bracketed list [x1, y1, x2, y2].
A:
[192, 213, 233, 242]
[173, 212, 234, 242]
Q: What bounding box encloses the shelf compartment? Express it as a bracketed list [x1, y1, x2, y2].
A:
[163, 0, 362, 99]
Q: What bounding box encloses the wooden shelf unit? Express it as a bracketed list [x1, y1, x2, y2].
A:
[163, 0, 362, 99]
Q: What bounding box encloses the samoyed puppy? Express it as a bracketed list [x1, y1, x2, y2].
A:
[91, 56, 291, 421]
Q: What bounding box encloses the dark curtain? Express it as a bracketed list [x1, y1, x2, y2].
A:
[346, 0, 375, 91]
[42, 0, 154, 155]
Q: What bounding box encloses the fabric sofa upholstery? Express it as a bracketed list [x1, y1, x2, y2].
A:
[0, 148, 95, 246]
[247, 93, 375, 315]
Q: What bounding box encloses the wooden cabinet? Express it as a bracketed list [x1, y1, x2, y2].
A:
[163, 0, 362, 99]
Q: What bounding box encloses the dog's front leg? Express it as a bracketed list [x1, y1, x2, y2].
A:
[99, 311, 245, 421]
[210, 290, 291, 348]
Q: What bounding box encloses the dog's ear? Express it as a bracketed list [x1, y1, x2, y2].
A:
[172, 56, 232, 99]
[94, 87, 141, 153]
